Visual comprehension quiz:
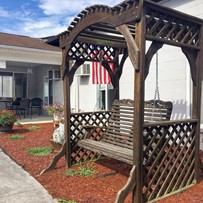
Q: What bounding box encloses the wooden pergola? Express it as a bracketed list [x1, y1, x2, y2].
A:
[43, 0, 203, 202]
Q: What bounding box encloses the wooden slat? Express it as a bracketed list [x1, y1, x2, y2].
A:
[78, 139, 133, 164]
[77, 99, 173, 165]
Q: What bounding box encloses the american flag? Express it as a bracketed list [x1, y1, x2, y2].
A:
[92, 57, 114, 84]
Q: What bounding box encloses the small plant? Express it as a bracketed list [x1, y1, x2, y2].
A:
[78, 164, 97, 177]
[65, 169, 78, 177]
[9, 134, 24, 140]
[15, 122, 23, 127]
[0, 109, 18, 126]
[65, 163, 97, 177]
[43, 102, 64, 118]
[58, 200, 77, 203]
[27, 125, 40, 131]
[27, 146, 53, 156]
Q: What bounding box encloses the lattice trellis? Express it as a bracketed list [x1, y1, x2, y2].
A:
[145, 7, 200, 47]
[68, 42, 116, 61]
[67, 112, 198, 201]
[69, 111, 111, 164]
[143, 120, 197, 202]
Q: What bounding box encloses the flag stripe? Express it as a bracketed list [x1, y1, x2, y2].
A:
[92, 62, 95, 84]
[92, 54, 114, 84]
[92, 62, 114, 84]
[104, 67, 107, 84]
[95, 62, 98, 84]
[99, 63, 102, 84]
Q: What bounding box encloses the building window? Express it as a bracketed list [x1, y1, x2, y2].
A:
[0, 72, 13, 97]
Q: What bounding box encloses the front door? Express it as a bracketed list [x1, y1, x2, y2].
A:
[14, 73, 27, 98]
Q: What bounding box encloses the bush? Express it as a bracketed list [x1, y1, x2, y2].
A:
[27, 125, 40, 131]
[9, 134, 24, 140]
[65, 163, 97, 177]
[0, 110, 18, 126]
[27, 147, 53, 156]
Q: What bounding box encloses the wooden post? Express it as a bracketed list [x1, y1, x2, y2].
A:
[114, 49, 120, 100]
[62, 49, 72, 168]
[193, 26, 203, 182]
[133, 9, 146, 203]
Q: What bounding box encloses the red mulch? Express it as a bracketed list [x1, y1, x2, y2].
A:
[0, 123, 202, 203]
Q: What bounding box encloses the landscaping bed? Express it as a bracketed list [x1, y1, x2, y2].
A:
[0, 123, 202, 203]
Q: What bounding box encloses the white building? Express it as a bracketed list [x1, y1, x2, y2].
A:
[0, 33, 63, 110]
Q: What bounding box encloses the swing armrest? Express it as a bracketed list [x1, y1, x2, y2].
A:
[83, 125, 96, 130]
[83, 125, 107, 130]
[82, 125, 107, 139]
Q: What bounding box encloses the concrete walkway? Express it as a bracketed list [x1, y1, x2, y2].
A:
[0, 148, 57, 203]
[18, 114, 53, 125]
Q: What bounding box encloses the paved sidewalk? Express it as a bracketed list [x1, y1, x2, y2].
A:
[0, 148, 57, 203]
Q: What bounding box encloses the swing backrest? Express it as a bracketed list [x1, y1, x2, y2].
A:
[101, 99, 173, 150]
[102, 99, 134, 150]
[144, 100, 173, 122]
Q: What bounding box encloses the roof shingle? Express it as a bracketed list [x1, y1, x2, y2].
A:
[0, 33, 61, 52]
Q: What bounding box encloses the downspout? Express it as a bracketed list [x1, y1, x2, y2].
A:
[75, 75, 80, 112]
[186, 60, 192, 119]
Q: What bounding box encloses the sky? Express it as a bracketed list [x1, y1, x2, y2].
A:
[0, 0, 122, 38]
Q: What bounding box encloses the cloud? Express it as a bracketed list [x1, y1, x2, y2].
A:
[22, 0, 121, 37]
[22, 16, 70, 37]
[0, 7, 9, 17]
[37, 0, 121, 15]
[0, 0, 122, 37]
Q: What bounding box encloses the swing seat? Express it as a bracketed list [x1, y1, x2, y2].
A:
[78, 99, 173, 164]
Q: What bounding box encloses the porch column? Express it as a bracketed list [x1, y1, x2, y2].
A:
[133, 9, 146, 203]
[193, 26, 203, 181]
[62, 48, 71, 168]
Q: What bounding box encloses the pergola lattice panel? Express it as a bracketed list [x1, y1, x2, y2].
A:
[68, 42, 116, 61]
[143, 120, 197, 201]
[69, 111, 111, 164]
[145, 6, 200, 48]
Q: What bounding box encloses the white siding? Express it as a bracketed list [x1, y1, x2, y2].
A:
[120, 45, 190, 119]
[120, 0, 203, 120]
[71, 63, 97, 112]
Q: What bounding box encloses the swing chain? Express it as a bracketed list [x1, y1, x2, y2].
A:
[154, 52, 160, 102]
[152, 51, 163, 120]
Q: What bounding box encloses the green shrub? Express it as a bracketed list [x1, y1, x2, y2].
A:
[27, 147, 53, 156]
[65, 163, 97, 177]
[27, 125, 40, 131]
[65, 169, 78, 177]
[78, 164, 97, 177]
[58, 199, 77, 203]
[9, 134, 24, 140]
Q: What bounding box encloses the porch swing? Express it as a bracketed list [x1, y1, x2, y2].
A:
[77, 52, 173, 165]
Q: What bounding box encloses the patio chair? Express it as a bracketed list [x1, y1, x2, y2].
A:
[17, 98, 30, 118]
[7, 97, 22, 114]
[12, 98, 22, 109]
[5, 98, 13, 110]
[30, 98, 42, 116]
